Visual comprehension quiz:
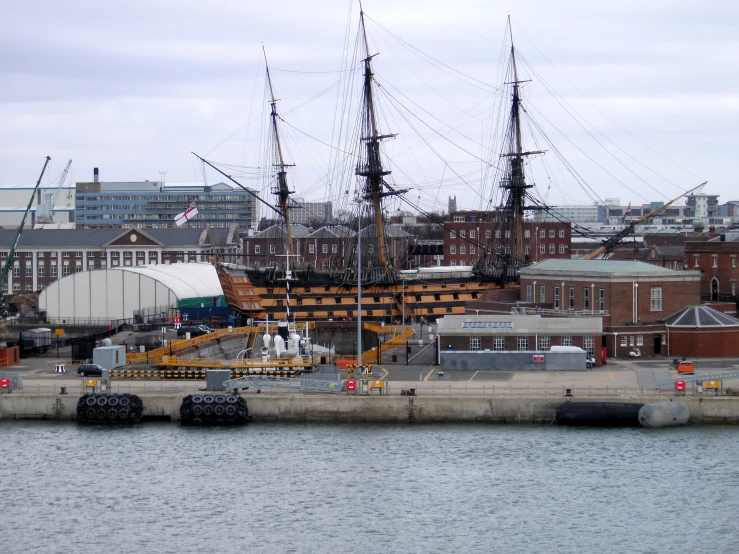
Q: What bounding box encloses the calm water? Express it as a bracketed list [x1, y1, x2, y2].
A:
[1, 422, 737, 553]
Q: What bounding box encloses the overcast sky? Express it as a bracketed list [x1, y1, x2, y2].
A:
[1, 0, 737, 212]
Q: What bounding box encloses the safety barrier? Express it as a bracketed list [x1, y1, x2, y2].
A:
[126, 326, 257, 364]
[180, 394, 248, 425]
[155, 355, 312, 370]
[76, 393, 143, 424]
[110, 368, 298, 380]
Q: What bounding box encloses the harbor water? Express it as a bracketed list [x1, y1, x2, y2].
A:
[1, 422, 737, 553]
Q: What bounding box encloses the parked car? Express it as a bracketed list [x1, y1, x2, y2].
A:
[677, 360, 695, 375]
[176, 325, 215, 338]
[77, 363, 105, 377]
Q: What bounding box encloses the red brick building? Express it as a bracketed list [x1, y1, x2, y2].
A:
[665, 305, 739, 357]
[518, 259, 701, 358]
[444, 211, 570, 266]
[684, 232, 739, 301]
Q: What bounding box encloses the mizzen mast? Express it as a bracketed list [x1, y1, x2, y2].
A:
[264, 47, 296, 263]
[500, 17, 543, 263]
[354, 7, 399, 270]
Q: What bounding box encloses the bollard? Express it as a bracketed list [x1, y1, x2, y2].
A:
[60, 386, 67, 395]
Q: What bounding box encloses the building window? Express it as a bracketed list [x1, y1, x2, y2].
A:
[539, 285, 546, 303]
[539, 229, 545, 238]
[450, 245, 456, 254]
[12, 283, 20, 291]
[524, 230, 530, 238]
[100, 261, 107, 269]
[38, 266, 45, 277]
[650, 287, 663, 311]
[308, 243, 315, 254]
[559, 229, 565, 238]
[87, 251, 96, 257]
[269, 244, 276, 254]
[504, 230, 510, 239]
[495, 230, 501, 238]
[583, 287, 590, 310]
[450, 231, 456, 238]
[583, 336, 594, 358]
[254, 245, 260, 254]
[712, 255, 718, 268]
[559, 244, 566, 254]
[629, 336, 635, 347]
[50, 264, 57, 277]
[549, 230, 555, 238]
[620, 336, 628, 347]
[599, 288, 605, 311]
[662, 334, 666, 345]
[88, 262, 95, 270]
[539, 335, 550, 350]
[25, 265, 32, 277]
[554, 286, 560, 309]
[470, 230, 476, 239]
[62, 264, 70, 277]
[75, 263, 82, 273]
[694, 255, 699, 267]
[732, 281, 737, 297]
[517, 336, 528, 351]
[493, 336, 505, 351]
[732, 255, 737, 269]
[549, 244, 555, 254]
[37, 283, 44, 291]
[322, 244, 328, 253]
[460, 231, 466, 239]
[561, 336, 572, 347]
[25, 284, 33, 291]
[12, 263, 20, 278]
[470, 336, 481, 351]
[568, 287, 574, 310]
[470, 246, 476, 254]
[636, 335, 644, 346]
[331, 244, 338, 254]
[63, 251, 70, 258]
[453, 215, 464, 222]
[485, 230, 491, 239]
[460, 245, 465, 255]
[526, 284, 532, 303]
[540, 244, 545, 254]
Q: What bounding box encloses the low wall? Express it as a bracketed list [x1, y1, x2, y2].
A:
[440, 351, 586, 371]
[2, 394, 739, 424]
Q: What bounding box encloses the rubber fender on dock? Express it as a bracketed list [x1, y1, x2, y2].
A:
[638, 401, 690, 428]
[180, 394, 248, 426]
[555, 402, 644, 427]
[77, 394, 143, 424]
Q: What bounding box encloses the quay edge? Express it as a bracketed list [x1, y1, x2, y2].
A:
[2, 394, 739, 424]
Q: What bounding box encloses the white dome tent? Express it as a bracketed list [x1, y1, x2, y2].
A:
[38, 263, 224, 321]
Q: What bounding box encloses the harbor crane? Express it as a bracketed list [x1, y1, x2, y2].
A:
[36, 159, 72, 225]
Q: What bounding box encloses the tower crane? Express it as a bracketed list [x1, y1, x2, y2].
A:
[0, 157, 51, 312]
[36, 159, 72, 225]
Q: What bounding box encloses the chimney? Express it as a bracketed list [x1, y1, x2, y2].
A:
[93, 167, 99, 183]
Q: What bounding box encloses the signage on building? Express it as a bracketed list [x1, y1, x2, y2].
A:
[533, 354, 544, 362]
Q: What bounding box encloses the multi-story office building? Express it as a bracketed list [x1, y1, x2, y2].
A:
[288, 198, 333, 225]
[75, 172, 259, 230]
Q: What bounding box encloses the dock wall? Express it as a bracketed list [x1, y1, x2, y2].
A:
[2, 394, 739, 424]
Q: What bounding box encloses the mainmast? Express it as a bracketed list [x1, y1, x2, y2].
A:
[500, 17, 542, 263]
[354, 8, 396, 270]
[264, 48, 296, 264]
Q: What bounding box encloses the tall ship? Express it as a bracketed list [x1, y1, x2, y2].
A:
[197, 14, 599, 324]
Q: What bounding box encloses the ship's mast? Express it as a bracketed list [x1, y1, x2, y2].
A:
[355, 8, 394, 270]
[500, 18, 541, 263]
[264, 48, 295, 264]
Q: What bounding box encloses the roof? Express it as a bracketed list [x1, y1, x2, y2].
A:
[521, 259, 676, 275]
[710, 231, 739, 242]
[253, 224, 311, 239]
[0, 228, 237, 248]
[664, 305, 739, 328]
[108, 263, 223, 299]
[652, 245, 685, 257]
[359, 224, 412, 238]
[307, 226, 355, 239]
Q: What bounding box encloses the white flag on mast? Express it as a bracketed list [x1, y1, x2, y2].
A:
[174, 201, 199, 226]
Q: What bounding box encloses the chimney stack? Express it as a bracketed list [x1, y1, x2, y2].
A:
[93, 167, 99, 183]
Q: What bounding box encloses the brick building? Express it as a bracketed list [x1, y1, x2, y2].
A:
[665, 305, 739, 357]
[518, 259, 701, 357]
[444, 211, 570, 267]
[0, 227, 240, 295]
[684, 231, 739, 301]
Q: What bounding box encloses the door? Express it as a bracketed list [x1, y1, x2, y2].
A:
[711, 278, 719, 301]
[653, 335, 661, 355]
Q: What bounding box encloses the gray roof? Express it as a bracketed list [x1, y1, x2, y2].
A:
[0, 228, 235, 248]
[664, 305, 739, 328]
[520, 259, 676, 275]
[254, 224, 311, 239]
[652, 245, 685, 257]
[359, 224, 411, 239]
[307, 225, 355, 239]
[710, 231, 739, 242]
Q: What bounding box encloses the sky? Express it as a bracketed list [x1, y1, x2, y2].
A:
[1, 0, 738, 214]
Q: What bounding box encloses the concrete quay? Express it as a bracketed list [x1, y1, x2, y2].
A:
[2, 389, 739, 424]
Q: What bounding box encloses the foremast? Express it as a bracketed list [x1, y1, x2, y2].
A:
[354, 8, 397, 270]
[264, 48, 296, 264]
